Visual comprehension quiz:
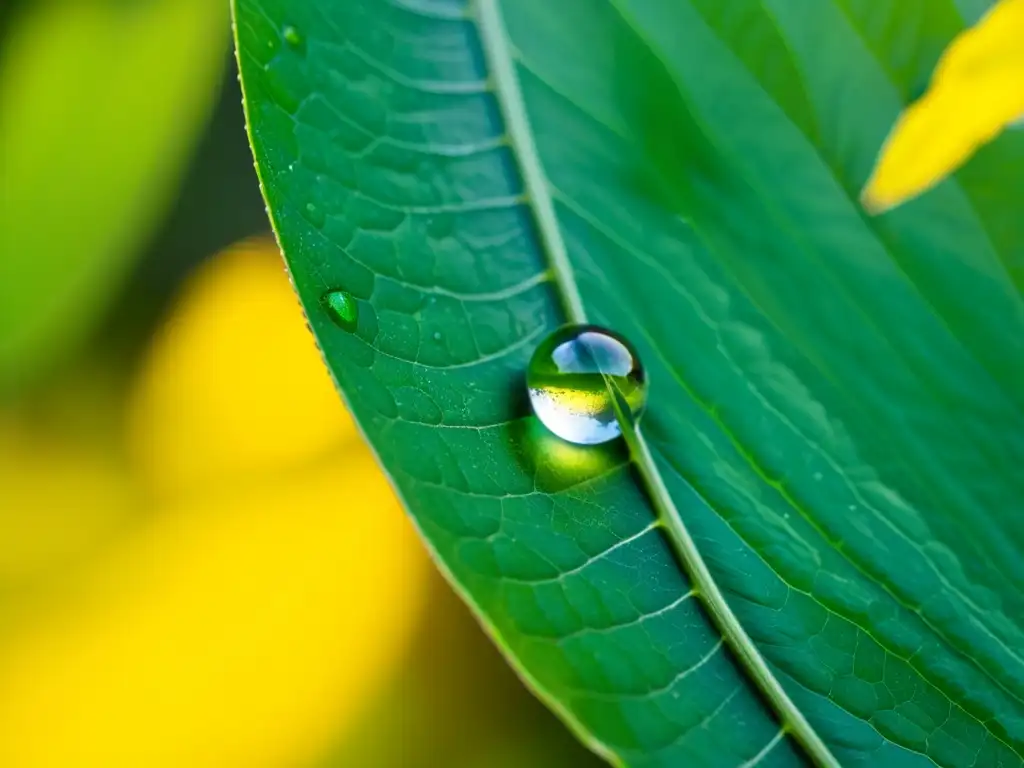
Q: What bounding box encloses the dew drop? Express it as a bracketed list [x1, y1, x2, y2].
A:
[321, 289, 358, 331]
[282, 25, 304, 51]
[305, 201, 325, 228]
[527, 324, 646, 445]
[432, 331, 442, 341]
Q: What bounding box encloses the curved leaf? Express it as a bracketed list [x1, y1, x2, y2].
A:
[235, 0, 1024, 765]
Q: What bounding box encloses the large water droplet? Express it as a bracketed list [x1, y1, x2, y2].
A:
[321, 289, 358, 331]
[527, 324, 646, 445]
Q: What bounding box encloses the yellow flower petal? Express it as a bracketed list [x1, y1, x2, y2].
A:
[0, 451, 425, 767]
[126, 238, 356, 496]
[0, 239, 428, 766]
[0, 417, 132, 588]
[862, 0, 1024, 213]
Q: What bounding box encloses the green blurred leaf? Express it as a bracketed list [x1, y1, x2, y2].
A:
[235, 0, 1024, 766]
[0, 0, 228, 392]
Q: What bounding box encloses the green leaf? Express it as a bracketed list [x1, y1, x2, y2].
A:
[234, 0, 1024, 765]
[0, 0, 228, 392]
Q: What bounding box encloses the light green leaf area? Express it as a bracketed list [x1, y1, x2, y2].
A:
[0, 0, 228, 392]
[235, 0, 1024, 765]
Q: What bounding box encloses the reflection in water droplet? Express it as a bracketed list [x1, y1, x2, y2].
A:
[282, 25, 304, 50]
[527, 324, 646, 445]
[321, 289, 358, 331]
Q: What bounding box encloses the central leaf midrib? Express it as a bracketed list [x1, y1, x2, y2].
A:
[473, 1, 838, 766]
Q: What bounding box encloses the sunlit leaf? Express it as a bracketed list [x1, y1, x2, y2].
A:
[237, 0, 1024, 765]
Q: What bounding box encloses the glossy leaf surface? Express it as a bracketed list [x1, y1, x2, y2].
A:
[235, 0, 1024, 765]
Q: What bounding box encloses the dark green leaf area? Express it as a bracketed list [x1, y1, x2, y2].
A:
[236, 0, 1024, 765]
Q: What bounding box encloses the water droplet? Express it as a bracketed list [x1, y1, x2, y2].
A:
[321, 289, 358, 331]
[432, 331, 442, 341]
[305, 201, 325, 228]
[527, 324, 646, 445]
[282, 25, 304, 51]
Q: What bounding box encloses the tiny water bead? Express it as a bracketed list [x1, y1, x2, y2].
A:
[321, 289, 358, 331]
[282, 25, 304, 51]
[527, 325, 647, 445]
[305, 201, 325, 228]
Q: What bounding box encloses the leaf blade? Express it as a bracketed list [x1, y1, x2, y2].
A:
[235, 0, 1024, 765]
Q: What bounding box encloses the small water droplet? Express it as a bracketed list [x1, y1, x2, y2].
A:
[527, 324, 646, 445]
[432, 331, 442, 341]
[282, 25, 304, 51]
[305, 201, 325, 228]
[321, 289, 358, 331]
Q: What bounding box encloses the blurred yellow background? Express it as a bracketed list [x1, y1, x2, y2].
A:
[0, 1, 601, 765]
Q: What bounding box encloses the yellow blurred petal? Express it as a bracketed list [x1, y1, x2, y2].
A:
[0, 450, 425, 768]
[126, 238, 356, 495]
[0, 417, 133, 589]
[862, 0, 1024, 212]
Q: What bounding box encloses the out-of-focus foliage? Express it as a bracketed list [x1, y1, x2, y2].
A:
[0, 0, 227, 393]
[863, 0, 1024, 211]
